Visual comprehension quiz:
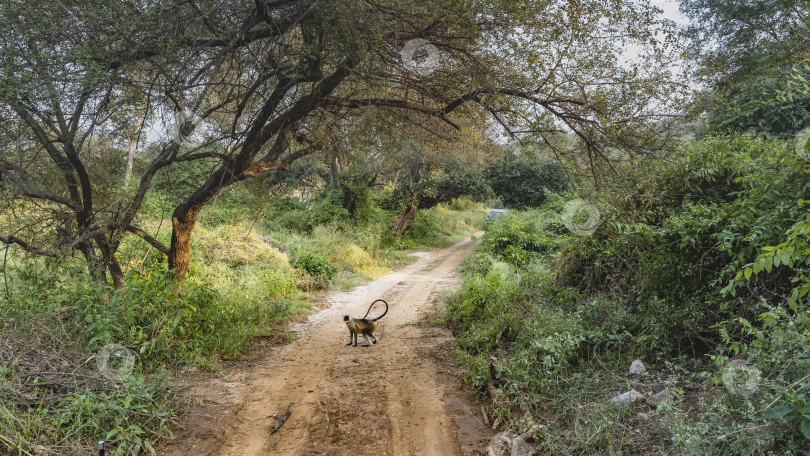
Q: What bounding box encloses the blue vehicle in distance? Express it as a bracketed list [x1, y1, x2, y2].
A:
[487, 209, 507, 220]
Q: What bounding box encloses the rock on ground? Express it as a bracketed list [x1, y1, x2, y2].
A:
[629, 359, 647, 375]
[487, 431, 534, 456]
[609, 389, 645, 408]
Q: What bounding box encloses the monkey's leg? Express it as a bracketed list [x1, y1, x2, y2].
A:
[347, 329, 354, 346]
[370, 332, 378, 345]
[362, 332, 374, 347]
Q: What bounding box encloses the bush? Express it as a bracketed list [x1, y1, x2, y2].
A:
[482, 207, 567, 265]
[292, 251, 338, 284]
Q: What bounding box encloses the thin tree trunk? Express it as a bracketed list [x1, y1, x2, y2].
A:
[125, 137, 136, 187]
[329, 153, 341, 190]
[124, 116, 143, 188]
[79, 242, 105, 282]
[98, 240, 125, 289]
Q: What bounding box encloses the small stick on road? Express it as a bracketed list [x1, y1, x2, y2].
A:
[269, 403, 292, 435]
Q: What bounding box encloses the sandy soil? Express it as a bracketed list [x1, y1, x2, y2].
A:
[159, 234, 494, 455]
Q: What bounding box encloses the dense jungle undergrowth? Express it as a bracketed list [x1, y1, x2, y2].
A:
[0, 177, 486, 455]
[442, 136, 810, 455]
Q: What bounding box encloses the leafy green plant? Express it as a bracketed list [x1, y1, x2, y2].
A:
[292, 251, 338, 283]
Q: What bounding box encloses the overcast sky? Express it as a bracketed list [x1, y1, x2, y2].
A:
[656, 0, 688, 25]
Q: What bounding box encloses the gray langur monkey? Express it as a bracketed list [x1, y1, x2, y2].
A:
[343, 299, 388, 347]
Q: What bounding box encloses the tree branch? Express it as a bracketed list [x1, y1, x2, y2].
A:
[0, 236, 58, 257]
[125, 225, 170, 255]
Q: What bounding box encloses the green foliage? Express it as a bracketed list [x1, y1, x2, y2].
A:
[47, 374, 174, 456]
[482, 204, 567, 266]
[401, 203, 486, 248]
[275, 189, 352, 233]
[291, 251, 338, 284]
[485, 153, 570, 209]
[0, 372, 175, 456]
[482, 217, 556, 264]
[152, 157, 219, 205]
[78, 265, 218, 363]
[386, 147, 493, 214]
[433, 160, 495, 204]
[0, 264, 177, 455]
[671, 305, 810, 452]
[703, 70, 810, 138]
[680, 0, 810, 89]
[446, 135, 810, 454]
[557, 136, 808, 348]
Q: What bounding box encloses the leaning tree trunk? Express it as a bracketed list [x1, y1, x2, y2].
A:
[390, 200, 420, 236]
[167, 166, 233, 288]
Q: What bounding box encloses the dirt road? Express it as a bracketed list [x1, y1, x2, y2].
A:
[160, 234, 493, 455]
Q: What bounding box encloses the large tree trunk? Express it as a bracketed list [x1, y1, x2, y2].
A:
[167, 166, 234, 287]
[390, 200, 420, 236]
[168, 205, 202, 287]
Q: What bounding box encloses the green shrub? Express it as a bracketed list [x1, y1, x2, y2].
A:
[292, 251, 338, 283]
[482, 211, 565, 265]
[77, 264, 218, 363]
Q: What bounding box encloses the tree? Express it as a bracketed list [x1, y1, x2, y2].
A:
[680, 0, 810, 89]
[700, 70, 810, 138]
[388, 143, 493, 235]
[486, 149, 569, 209]
[0, 0, 685, 288]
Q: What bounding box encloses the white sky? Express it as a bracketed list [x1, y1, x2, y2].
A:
[655, 0, 688, 25]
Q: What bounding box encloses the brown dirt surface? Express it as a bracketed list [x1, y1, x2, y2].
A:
[159, 234, 495, 455]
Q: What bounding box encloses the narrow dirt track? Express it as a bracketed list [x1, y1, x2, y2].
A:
[160, 234, 494, 455]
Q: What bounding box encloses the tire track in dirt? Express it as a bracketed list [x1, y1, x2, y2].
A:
[160, 234, 492, 455]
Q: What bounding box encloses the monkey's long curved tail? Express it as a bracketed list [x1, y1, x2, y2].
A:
[362, 299, 388, 321]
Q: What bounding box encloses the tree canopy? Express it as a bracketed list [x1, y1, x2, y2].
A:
[0, 0, 685, 285]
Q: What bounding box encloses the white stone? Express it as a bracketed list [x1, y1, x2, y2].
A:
[629, 359, 647, 375]
[609, 389, 644, 408]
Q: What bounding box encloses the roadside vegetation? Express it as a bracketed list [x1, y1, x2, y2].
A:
[444, 138, 810, 454]
[439, 2, 810, 453]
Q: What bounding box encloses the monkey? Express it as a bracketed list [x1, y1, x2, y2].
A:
[344, 299, 388, 347]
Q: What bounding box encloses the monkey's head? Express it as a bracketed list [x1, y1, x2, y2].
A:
[343, 315, 350, 322]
